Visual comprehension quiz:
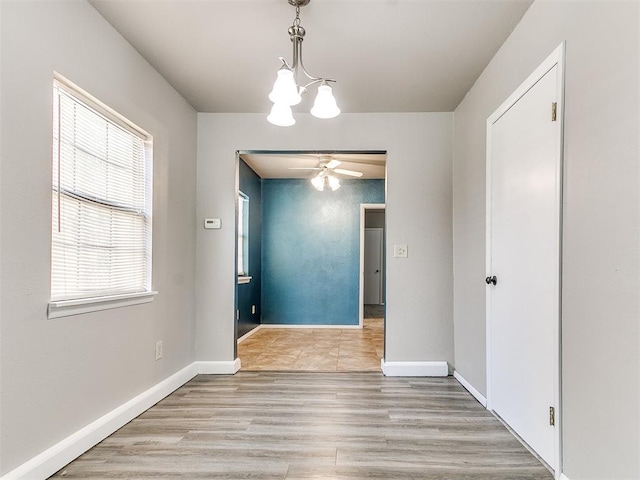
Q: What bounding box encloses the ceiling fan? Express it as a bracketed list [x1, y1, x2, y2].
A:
[288, 155, 363, 191]
[288, 155, 364, 177]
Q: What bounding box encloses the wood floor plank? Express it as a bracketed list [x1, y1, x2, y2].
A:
[50, 372, 553, 479]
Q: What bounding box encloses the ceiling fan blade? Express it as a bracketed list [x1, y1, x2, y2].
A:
[334, 168, 364, 177]
[325, 159, 341, 169]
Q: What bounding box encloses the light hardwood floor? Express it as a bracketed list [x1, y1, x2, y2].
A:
[238, 319, 384, 372]
[50, 372, 553, 479]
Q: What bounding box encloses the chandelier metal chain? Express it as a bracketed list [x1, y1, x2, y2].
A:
[294, 5, 301, 25]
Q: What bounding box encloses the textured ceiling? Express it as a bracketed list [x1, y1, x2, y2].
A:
[89, 0, 532, 114]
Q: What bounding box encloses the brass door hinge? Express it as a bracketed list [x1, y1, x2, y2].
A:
[551, 102, 557, 121]
[549, 406, 555, 426]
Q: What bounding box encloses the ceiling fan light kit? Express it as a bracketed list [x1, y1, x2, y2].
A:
[286, 156, 365, 191]
[311, 170, 341, 192]
[267, 0, 340, 127]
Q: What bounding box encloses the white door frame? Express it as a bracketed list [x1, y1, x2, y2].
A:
[485, 42, 565, 479]
[359, 203, 386, 328]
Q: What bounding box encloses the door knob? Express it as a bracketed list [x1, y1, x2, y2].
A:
[485, 275, 497, 286]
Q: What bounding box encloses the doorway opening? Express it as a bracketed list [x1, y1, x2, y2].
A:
[360, 204, 386, 328]
[234, 150, 387, 371]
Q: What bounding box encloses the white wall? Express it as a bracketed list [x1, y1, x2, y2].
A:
[196, 113, 454, 366]
[453, 1, 639, 478]
[0, 1, 197, 475]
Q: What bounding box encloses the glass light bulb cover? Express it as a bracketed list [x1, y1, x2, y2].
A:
[310, 84, 340, 119]
[328, 174, 340, 191]
[311, 174, 324, 191]
[267, 103, 295, 127]
[269, 68, 302, 106]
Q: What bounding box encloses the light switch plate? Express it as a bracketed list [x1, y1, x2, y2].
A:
[204, 218, 221, 229]
[393, 244, 408, 258]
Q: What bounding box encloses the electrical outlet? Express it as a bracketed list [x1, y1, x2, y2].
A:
[251, 305, 256, 315]
[393, 244, 408, 258]
[155, 341, 163, 361]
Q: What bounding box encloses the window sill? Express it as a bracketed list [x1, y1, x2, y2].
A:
[238, 276, 252, 285]
[48, 291, 158, 319]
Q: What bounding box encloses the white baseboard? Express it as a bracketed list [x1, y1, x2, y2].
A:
[453, 370, 487, 407]
[260, 323, 362, 329]
[0, 358, 246, 480]
[237, 325, 262, 343]
[559, 474, 570, 480]
[381, 360, 448, 377]
[0, 363, 198, 480]
[194, 358, 241, 374]
[238, 324, 364, 344]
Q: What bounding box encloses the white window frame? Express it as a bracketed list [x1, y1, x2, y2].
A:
[237, 191, 250, 278]
[48, 75, 156, 319]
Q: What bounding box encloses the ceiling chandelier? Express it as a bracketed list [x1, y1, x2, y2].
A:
[267, 0, 340, 127]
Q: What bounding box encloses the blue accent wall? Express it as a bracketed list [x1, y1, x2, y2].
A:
[262, 179, 385, 325]
[237, 159, 262, 337]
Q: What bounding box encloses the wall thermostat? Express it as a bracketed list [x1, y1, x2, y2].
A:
[204, 218, 221, 229]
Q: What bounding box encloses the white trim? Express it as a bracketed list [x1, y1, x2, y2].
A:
[453, 370, 487, 407]
[491, 410, 555, 476]
[239, 323, 379, 342]
[259, 323, 361, 329]
[54, 72, 150, 140]
[47, 291, 158, 319]
[486, 41, 565, 479]
[559, 475, 570, 480]
[237, 325, 262, 343]
[194, 358, 241, 374]
[0, 364, 197, 480]
[359, 203, 386, 328]
[381, 360, 448, 377]
[0, 359, 248, 480]
[237, 276, 252, 285]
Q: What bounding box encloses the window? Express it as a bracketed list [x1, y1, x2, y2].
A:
[237, 192, 249, 277]
[49, 78, 154, 318]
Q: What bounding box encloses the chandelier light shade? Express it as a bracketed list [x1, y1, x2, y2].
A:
[267, 0, 340, 126]
[267, 103, 296, 127]
[310, 82, 340, 119]
[268, 67, 302, 106]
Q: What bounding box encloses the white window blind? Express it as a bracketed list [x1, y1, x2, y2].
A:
[51, 80, 152, 302]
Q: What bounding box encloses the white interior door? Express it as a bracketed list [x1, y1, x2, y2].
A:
[487, 48, 563, 469]
[364, 228, 383, 305]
